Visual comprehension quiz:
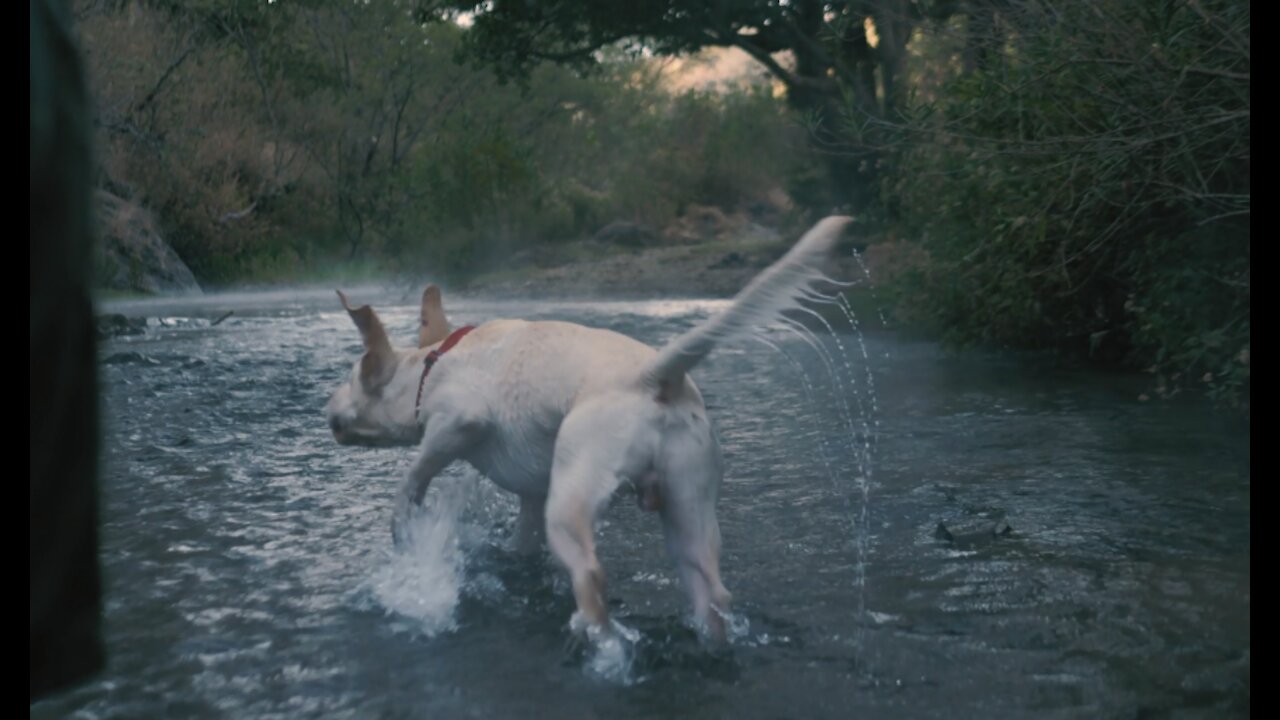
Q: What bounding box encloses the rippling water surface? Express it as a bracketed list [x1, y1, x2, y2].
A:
[36, 288, 1249, 718]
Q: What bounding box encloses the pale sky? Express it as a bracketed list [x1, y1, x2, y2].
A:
[658, 46, 789, 96]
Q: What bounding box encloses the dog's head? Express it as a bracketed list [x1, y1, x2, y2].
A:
[325, 286, 452, 447]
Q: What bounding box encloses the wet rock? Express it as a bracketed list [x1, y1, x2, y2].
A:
[592, 220, 659, 248]
[101, 351, 160, 366]
[935, 520, 1014, 548]
[664, 204, 749, 244]
[96, 313, 147, 339]
[96, 191, 202, 296]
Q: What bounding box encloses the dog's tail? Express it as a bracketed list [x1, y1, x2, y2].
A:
[640, 215, 852, 392]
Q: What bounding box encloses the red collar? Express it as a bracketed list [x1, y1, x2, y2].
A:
[415, 325, 476, 421]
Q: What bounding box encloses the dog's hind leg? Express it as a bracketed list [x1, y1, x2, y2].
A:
[544, 398, 655, 633]
[392, 407, 488, 549]
[545, 452, 622, 631]
[661, 501, 732, 643]
[658, 427, 733, 643]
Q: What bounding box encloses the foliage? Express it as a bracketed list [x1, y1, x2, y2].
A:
[426, 0, 966, 210]
[77, 0, 804, 284]
[75, 0, 1250, 410]
[887, 0, 1249, 408]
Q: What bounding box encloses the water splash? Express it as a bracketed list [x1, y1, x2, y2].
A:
[809, 286, 885, 663]
[750, 334, 842, 493]
[833, 291, 881, 659]
[360, 477, 475, 637]
[570, 613, 643, 685]
[759, 284, 882, 663]
[849, 247, 890, 329]
[711, 605, 753, 644]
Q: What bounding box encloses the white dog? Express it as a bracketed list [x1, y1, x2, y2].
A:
[326, 216, 851, 641]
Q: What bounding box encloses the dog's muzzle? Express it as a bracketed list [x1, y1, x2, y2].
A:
[328, 415, 366, 446]
[329, 415, 355, 445]
[328, 415, 423, 448]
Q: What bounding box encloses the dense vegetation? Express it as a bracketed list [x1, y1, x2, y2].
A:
[76, 0, 1248, 409]
[890, 1, 1249, 410]
[79, 0, 805, 283]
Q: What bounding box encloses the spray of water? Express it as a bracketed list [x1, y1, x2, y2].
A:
[747, 267, 883, 665]
[849, 248, 890, 329]
[569, 612, 643, 684]
[360, 476, 475, 637]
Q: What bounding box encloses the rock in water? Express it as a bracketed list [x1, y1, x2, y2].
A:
[935, 520, 1014, 549]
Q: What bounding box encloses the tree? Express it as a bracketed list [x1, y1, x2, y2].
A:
[420, 0, 960, 212]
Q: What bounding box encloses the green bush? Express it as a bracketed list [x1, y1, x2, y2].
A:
[887, 0, 1248, 409]
[80, 4, 804, 287]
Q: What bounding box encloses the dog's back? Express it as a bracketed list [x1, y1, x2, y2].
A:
[429, 318, 679, 497]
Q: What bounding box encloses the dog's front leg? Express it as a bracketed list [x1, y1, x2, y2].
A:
[392, 409, 487, 549]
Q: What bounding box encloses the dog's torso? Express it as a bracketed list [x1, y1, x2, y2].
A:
[418, 318, 703, 498]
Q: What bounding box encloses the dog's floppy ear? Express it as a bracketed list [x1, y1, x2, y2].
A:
[419, 284, 453, 348]
[337, 289, 396, 390]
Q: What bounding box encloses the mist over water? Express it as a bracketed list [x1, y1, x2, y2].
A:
[37, 288, 1249, 718]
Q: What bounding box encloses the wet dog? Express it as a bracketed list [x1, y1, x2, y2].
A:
[326, 216, 851, 641]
